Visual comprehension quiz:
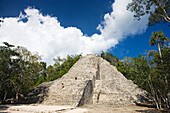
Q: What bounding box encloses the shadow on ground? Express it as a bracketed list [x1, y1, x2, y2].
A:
[0, 105, 9, 113]
[136, 109, 170, 113]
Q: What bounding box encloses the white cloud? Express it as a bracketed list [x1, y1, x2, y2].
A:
[98, 0, 149, 41]
[0, 0, 149, 65]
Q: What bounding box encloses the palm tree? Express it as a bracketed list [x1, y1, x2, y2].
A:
[150, 31, 169, 94]
[150, 31, 169, 58]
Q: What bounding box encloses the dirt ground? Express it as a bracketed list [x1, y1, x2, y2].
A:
[81, 105, 169, 113]
[0, 104, 169, 113]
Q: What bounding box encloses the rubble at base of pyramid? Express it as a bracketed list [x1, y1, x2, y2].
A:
[24, 54, 149, 106]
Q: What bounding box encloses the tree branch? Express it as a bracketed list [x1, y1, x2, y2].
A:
[162, 8, 170, 21]
[156, 0, 170, 22]
[158, 14, 170, 22]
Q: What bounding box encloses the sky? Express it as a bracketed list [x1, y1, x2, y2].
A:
[0, 0, 169, 65]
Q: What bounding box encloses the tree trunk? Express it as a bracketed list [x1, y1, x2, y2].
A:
[155, 91, 161, 109]
[158, 42, 162, 58]
[158, 43, 168, 88]
[158, 89, 170, 108]
[16, 93, 18, 101]
[148, 80, 160, 109]
[3, 91, 7, 101]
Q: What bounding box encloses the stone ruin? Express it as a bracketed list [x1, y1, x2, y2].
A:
[25, 54, 148, 106]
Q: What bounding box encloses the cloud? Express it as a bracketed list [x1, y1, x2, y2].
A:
[0, 0, 149, 65]
[98, 0, 149, 40]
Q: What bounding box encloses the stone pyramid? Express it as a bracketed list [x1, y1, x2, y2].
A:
[25, 54, 147, 106]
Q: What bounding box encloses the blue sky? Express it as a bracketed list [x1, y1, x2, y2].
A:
[0, 0, 112, 35]
[0, 0, 169, 64]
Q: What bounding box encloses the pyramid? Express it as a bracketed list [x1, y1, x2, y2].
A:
[25, 54, 148, 106]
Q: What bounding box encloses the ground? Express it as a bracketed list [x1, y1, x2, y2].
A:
[0, 104, 169, 113]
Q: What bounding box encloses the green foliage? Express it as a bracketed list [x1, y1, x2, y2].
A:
[0, 42, 42, 101]
[116, 55, 150, 90]
[127, 0, 170, 26]
[48, 55, 81, 81]
[146, 47, 170, 109]
[130, 55, 150, 90]
[34, 55, 81, 86]
[150, 31, 169, 58]
[150, 31, 169, 46]
[0, 42, 81, 102]
[100, 51, 119, 66]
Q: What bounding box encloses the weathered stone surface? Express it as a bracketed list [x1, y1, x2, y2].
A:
[24, 81, 53, 104]
[25, 54, 148, 106]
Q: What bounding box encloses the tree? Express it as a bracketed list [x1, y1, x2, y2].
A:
[0, 42, 20, 101]
[117, 50, 170, 109]
[100, 51, 119, 66]
[127, 0, 170, 26]
[116, 55, 150, 90]
[146, 47, 170, 109]
[0, 42, 42, 102]
[42, 55, 81, 82]
[102, 49, 169, 109]
[150, 31, 169, 58]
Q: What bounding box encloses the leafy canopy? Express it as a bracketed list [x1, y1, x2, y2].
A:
[127, 0, 170, 26]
